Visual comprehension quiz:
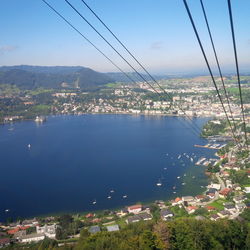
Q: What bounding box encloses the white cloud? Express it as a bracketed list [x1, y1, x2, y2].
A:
[0, 45, 18, 55]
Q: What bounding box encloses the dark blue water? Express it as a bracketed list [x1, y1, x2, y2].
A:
[0, 115, 216, 221]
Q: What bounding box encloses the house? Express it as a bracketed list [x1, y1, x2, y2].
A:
[224, 203, 236, 213]
[13, 230, 26, 240]
[244, 187, 250, 194]
[160, 209, 174, 221]
[85, 213, 95, 218]
[139, 213, 153, 221]
[88, 226, 101, 234]
[195, 195, 206, 202]
[7, 226, 30, 235]
[206, 188, 217, 195]
[218, 210, 231, 218]
[126, 215, 141, 224]
[209, 183, 221, 190]
[220, 171, 230, 178]
[116, 208, 128, 217]
[233, 195, 246, 204]
[20, 233, 45, 243]
[155, 200, 166, 209]
[235, 203, 246, 211]
[182, 196, 194, 203]
[0, 238, 10, 248]
[22, 218, 38, 227]
[210, 214, 220, 221]
[219, 188, 231, 198]
[171, 197, 182, 206]
[206, 206, 216, 212]
[36, 224, 57, 239]
[207, 193, 215, 199]
[186, 206, 198, 214]
[225, 180, 233, 188]
[126, 213, 152, 224]
[106, 225, 119, 232]
[127, 204, 142, 214]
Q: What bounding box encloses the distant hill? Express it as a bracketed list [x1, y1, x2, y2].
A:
[0, 65, 170, 90]
[0, 65, 114, 90]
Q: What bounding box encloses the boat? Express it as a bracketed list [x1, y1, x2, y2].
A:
[107, 196, 111, 199]
[110, 190, 115, 193]
[5, 209, 9, 213]
[173, 191, 176, 194]
[123, 195, 128, 199]
[35, 116, 46, 123]
[178, 155, 181, 159]
[92, 200, 97, 205]
[164, 167, 167, 170]
[182, 182, 186, 185]
[28, 144, 31, 148]
[156, 180, 162, 186]
[173, 186, 176, 190]
[184, 174, 186, 177]
[177, 176, 181, 179]
[192, 176, 195, 179]
[190, 158, 194, 162]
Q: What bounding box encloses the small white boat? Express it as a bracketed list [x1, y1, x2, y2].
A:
[177, 176, 181, 179]
[182, 182, 186, 185]
[178, 155, 181, 159]
[184, 174, 186, 177]
[164, 167, 167, 170]
[192, 176, 195, 179]
[173, 191, 176, 194]
[92, 200, 97, 205]
[110, 190, 114, 193]
[107, 196, 111, 199]
[156, 180, 162, 186]
[28, 144, 31, 148]
[5, 209, 9, 213]
[190, 158, 194, 162]
[123, 195, 127, 199]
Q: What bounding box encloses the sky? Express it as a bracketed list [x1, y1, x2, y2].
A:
[0, 0, 250, 74]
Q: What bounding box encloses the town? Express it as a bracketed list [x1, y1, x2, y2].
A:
[1, 75, 250, 124]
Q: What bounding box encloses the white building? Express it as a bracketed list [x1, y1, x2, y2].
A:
[36, 224, 57, 239]
[20, 233, 45, 243]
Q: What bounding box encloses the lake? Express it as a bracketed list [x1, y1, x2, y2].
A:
[0, 114, 216, 221]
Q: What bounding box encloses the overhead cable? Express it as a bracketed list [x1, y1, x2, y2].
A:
[200, 0, 237, 133]
[227, 0, 248, 143]
[64, 0, 203, 135]
[41, 0, 201, 137]
[183, 0, 239, 144]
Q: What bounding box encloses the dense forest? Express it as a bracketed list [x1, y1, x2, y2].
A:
[5, 216, 250, 250]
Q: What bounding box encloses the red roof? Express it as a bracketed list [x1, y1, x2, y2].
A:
[187, 206, 198, 211]
[175, 197, 182, 202]
[86, 213, 94, 218]
[219, 188, 231, 196]
[128, 204, 142, 210]
[7, 226, 30, 235]
[206, 206, 216, 211]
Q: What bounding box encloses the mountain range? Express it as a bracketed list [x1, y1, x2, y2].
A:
[0, 65, 166, 90]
